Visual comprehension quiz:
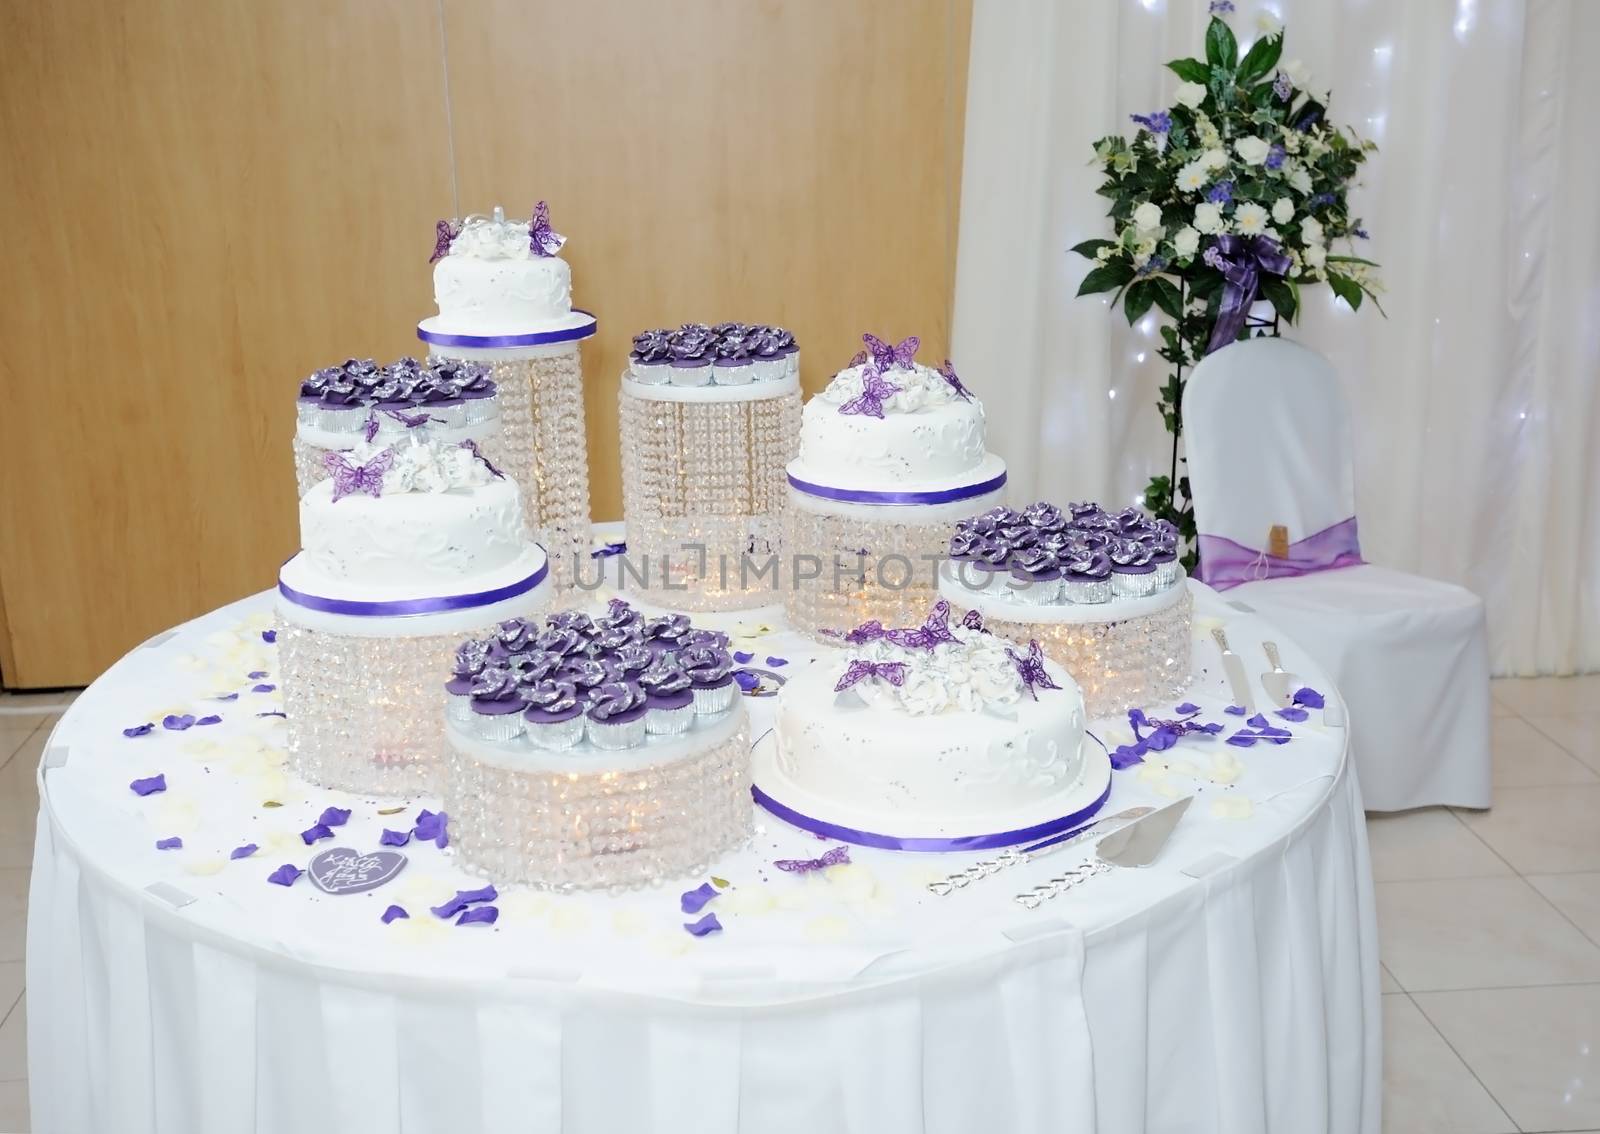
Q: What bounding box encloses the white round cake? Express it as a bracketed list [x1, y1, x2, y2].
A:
[754, 602, 1110, 846]
[428, 205, 581, 336]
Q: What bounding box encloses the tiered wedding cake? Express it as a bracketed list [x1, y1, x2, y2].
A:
[754, 601, 1109, 848]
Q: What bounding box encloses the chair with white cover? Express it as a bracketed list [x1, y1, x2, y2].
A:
[1183, 337, 1491, 811]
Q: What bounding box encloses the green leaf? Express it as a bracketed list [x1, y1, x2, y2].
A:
[1166, 57, 1212, 84]
[1150, 277, 1184, 320]
[1259, 275, 1297, 323]
[1076, 260, 1134, 297]
[1326, 272, 1363, 311]
[1236, 32, 1282, 85]
[1205, 17, 1238, 70]
[1326, 254, 1381, 267]
[1124, 279, 1157, 325]
[1069, 238, 1115, 259]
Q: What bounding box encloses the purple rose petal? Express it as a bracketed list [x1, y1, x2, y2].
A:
[683, 913, 723, 937]
[456, 905, 499, 927]
[732, 650, 755, 664]
[1224, 705, 1247, 716]
[318, 806, 352, 828]
[430, 884, 498, 919]
[680, 881, 718, 914]
[381, 904, 409, 924]
[257, 711, 287, 718]
[413, 809, 449, 848]
[300, 823, 333, 845]
[123, 723, 154, 738]
[267, 864, 302, 887]
[214, 693, 240, 701]
[1292, 687, 1326, 709]
[1246, 713, 1271, 729]
[247, 671, 268, 680]
[1275, 706, 1309, 722]
[230, 843, 258, 860]
[155, 837, 183, 850]
[1226, 731, 1259, 748]
[766, 656, 789, 667]
[1175, 702, 1200, 715]
[379, 828, 411, 847]
[251, 684, 276, 694]
[262, 630, 277, 644]
[195, 715, 222, 726]
[734, 670, 760, 693]
[1110, 744, 1147, 769]
[130, 774, 167, 796]
[162, 714, 196, 731]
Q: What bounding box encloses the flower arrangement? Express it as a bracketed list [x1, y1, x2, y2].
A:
[1074, 4, 1382, 568]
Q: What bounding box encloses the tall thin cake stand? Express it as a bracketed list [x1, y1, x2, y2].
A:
[417, 313, 597, 597]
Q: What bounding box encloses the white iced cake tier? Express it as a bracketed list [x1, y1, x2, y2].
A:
[431, 206, 573, 334]
[757, 602, 1109, 841]
[788, 349, 1005, 493]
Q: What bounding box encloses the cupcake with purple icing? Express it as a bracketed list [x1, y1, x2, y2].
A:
[1060, 545, 1113, 604]
[767, 326, 799, 379]
[629, 328, 673, 385]
[452, 362, 499, 424]
[1108, 537, 1160, 598]
[711, 334, 755, 386]
[644, 613, 692, 656]
[585, 681, 650, 750]
[680, 645, 737, 715]
[1007, 545, 1064, 604]
[444, 640, 491, 723]
[667, 325, 714, 387]
[522, 679, 586, 750]
[317, 376, 366, 433]
[467, 665, 527, 742]
[298, 367, 338, 426]
[1146, 520, 1180, 589]
[747, 326, 787, 382]
[639, 653, 695, 735]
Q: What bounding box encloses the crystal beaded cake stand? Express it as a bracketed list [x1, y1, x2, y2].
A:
[618, 375, 800, 611]
[419, 315, 596, 597]
[443, 706, 753, 891]
[782, 483, 1007, 642]
[939, 567, 1195, 717]
[275, 571, 552, 797]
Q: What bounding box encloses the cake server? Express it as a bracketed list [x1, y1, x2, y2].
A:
[924, 806, 1154, 896]
[1259, 641, 1300, 708]
[1212, 627, 1256, 713]
[1014, 795, 1193, 908]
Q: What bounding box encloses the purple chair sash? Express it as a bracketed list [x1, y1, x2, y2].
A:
[1196, 515, 1364, 592]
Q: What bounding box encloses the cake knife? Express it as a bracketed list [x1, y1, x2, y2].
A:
[1212, 627, 1256, 713]
[1014, 795, 1194, 909]
[925, 806, 1154, 896]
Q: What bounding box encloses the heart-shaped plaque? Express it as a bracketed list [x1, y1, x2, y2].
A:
[307, 847, 407, 895]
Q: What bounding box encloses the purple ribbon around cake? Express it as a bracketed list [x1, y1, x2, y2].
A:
[751, 777, 1112, 853]
[1195, 515, 1364, 592]
[278, 561, 548, 618]
[415, 311, 598, 350]
[833, 659, 908, 692]
[787, 469, 1007, 507]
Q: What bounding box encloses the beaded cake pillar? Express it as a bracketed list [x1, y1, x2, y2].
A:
[617, 324, 802, 611]
[418, 202, 597, 597]
[781, 334, 1007, 641]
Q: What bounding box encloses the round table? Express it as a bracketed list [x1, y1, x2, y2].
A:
[26, 583, 1381, 1134]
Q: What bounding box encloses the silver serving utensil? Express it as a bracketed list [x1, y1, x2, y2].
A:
[925, 806, 1154, 896]
[1259, 641, 1299, 708]
[1212, 627, 1256, 714]
[1014, 796, 1194, 908]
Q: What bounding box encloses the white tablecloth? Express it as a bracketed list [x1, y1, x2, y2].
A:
[27, 584, 1381, 1134]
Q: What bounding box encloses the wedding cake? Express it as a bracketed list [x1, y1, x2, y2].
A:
[276, 435, 552, 794]
[440, 600, 753, 890]
[783, 334, 1007, 638]
[753, 601, 1110, 848]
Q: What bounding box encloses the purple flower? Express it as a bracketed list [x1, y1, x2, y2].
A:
[1273, 71, 1292, 100]
[123, 723, 154, 738]
[381, 904, 409, 924]
[230, 844, 258, 860]
[681, 881, 719, 914]
[267, 864, 302, 887]
[1209, 0, 1234, 11]
[456, 905, 499, 927]
[317, 806, 351, 828]
[1265, 144, 1286, 171]
[155, 837, 183, 850]
[1203, 246, 1228, 271]
[1130, 110, 1172, 135]
[162, 714, 195, 732]
[379, 828, 411, 847]
[1206, 180, 1234, 205]
[1353, 228, 1370, 240]
[683, 913, 723, 937]
[130, 774, 167, 796]
[1136, 254, 1169, 277]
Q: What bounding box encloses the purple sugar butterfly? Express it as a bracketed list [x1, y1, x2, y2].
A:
[458, 438, 504, 478]
[838, 369, 900, 419]
[938, 358, 974, 401]
[960, 607, 985, 631]
[385, 408, 437, 429]
[323, 448, 394, 502]
[429, 218, 460, 264]
[773, 845, 851, 873]
[885, 599, 959, 650]
[843, 620, 888, 645]
[1006, 640, 1062, 700]
[861, 332, 920, 374]
[834, 659, 908, 693]
[529, 200, 566, 256]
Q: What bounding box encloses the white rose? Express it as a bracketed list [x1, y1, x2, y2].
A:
[1256, 13, 1282, 34]
[1233, 202, 1269, 235]
[1234, 135, 1271, 166]
[1283, 59, 1310, 87]
[1132, 201, 1163, 232]
[1303, 243, 1327, 270]
[1287, 164, 1313, 194]
[1300, 215, 1324, 246]
[1174, 81, 1207, 109]
[1193, 201, 1226, 235]
[1271, 197, 1294, 225]
[1202, 147, 1229, 171]
[442, 445, 486, 487]
[1176, 162, 1208, 193]
[1172, 226, 1200, 257]
[897, 668, 951, 716]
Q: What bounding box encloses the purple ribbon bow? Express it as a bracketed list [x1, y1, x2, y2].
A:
[938, 359, 974, 401]
[885, 599, 958, 650]
[324, 449, 393, 502]
[528, 201, 565, 257]
[1006, 640, 1062, 700]
[861, 332, 920, 374]
[838, 369, 900, 419]
[1196, 516, 1364, 591]
[1205, 234, 1294, 354]
[429, 219, 460, 264]
[834, 659, 909, 693]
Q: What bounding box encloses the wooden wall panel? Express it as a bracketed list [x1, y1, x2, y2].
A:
[442, 0, 972, 523]
[0, 0, 454, 686]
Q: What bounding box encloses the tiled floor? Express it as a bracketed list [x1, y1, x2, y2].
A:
[1, 681, 1599, 1131]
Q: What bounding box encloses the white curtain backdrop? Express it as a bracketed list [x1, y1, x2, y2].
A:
[952, 0, 1600, 675]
